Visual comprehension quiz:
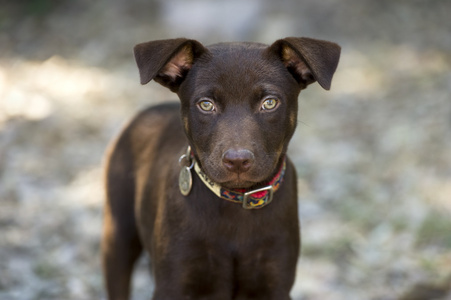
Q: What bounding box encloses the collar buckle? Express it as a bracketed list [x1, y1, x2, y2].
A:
[243, 185, 274, 210]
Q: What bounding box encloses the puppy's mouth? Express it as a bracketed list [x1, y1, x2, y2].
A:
[194, 150, 281, 190]
[199, 163, 277, 190]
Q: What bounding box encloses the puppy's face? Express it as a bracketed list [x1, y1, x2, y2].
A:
[134, 37, 340, 189]
[178, 43, 301, 189]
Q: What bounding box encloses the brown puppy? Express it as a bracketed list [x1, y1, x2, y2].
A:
[102, 37, 340, 300]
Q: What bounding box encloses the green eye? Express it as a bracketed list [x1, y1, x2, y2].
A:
[199, 100, 215, 112]
[262, 98, 278, 110]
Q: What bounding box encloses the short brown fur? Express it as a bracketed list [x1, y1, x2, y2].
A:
[102, 37, 340, 300]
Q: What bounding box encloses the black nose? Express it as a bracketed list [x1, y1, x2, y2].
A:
[222, 149, 255, 173]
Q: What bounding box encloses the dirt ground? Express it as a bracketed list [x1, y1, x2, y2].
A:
[1, 0, 450, 299]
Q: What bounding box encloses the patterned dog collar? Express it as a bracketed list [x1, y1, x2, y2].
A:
[193, 158, 286, 209]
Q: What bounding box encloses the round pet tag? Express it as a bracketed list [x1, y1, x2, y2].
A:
[179, 166, 192, 196]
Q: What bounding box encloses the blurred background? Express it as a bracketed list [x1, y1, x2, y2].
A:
[1, 0, 450, 299]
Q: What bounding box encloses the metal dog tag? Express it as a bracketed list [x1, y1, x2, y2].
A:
[179, 166, 192, 196]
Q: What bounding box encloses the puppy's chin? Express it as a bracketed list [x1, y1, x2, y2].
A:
[210, 172, 270, 190]
[220, 179, 257, 190]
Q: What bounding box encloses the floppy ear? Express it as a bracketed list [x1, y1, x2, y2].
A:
[134, 38, 208, 92]
[268, 37, 341, 90]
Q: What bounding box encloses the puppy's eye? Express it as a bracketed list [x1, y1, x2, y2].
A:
[261, 98, 278, 111]
[198, 100, 215, 112]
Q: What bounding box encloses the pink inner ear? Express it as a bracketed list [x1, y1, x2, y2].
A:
[159, 46, 193, 80]
[282, 47, 313, 80]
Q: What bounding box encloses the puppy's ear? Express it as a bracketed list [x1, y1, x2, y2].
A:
[134, 38, 208, 92]
[268, 37, 341, 90]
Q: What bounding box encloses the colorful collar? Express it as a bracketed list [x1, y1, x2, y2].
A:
[193, 158, 286, 209]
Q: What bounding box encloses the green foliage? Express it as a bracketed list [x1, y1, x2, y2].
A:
[26, 0, 54, 15]
[416, 211, 451, 249]
[33, 260, 61, 279]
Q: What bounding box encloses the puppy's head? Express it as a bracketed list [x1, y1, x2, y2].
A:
[134, 37, 340, 189]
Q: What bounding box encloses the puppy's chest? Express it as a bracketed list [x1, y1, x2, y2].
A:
[179, 215, 286, 264]
[184, 203, 287, 247]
